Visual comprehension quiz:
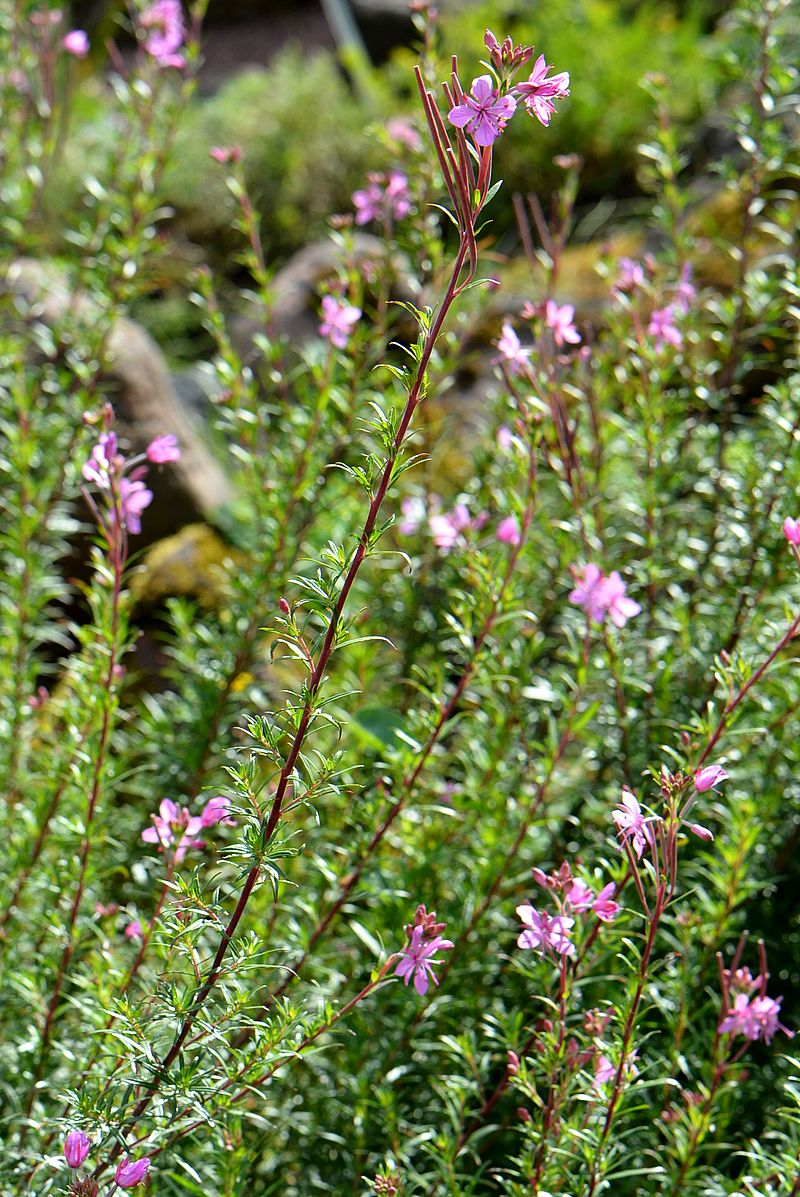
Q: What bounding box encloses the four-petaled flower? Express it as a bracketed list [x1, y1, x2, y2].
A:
[568, 564, 640, 627]
[514, 54, 570, 126]
[516, 903, 576, 957]
[613, 789, 658, 860]
[569, 563, 608, 623]
[395, 924, 453, 995]
[319, 295, 362, 349]
[545, 299, 581, 347]
[648, 305, 682, 353]
[448, 75, 517, 147]
[494, 321, 531, 375]
[719, 992, 793, 1045]
[141, 798, 205, 862]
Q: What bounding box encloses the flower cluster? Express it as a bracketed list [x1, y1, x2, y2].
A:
[612, 764, 727, 861]
[138, 0, 185, 68]
[394, 905, 453, 996]
[81, 425, 180, 539]
[517, 864, 619, 959]
[719, 961, 793, 1046]
[447, 30, 569, 148]
[568, 563, 641, 627]
[399, 496, 523, 553]
[352, 171, 411, 227]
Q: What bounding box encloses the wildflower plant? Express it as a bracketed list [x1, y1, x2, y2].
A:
[0, 1, 799, 1195]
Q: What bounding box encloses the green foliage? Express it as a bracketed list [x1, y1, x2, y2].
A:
[162, 51, 391, 263]
[1, 1, 800, 1195]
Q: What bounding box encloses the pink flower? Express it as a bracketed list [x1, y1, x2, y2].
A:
[82, 432, 119, 488]
[783, 517, 800, 545]
[63, 29, 89, 57]
[395, 925, 454, 995]
[200, 795, 235, 827]
[594, 1053, 615, 1088]
[319, 295, 361, 349]
[593, 1051, 639, 1090]
[647, 305, 682, 353]
[146, 434, 180, 464]
[398, 496, 427, 535]
[568, 563, 608, 623]
[494, 321, 531, 375]
[514, 53, 570, 126]
[720, 993, 793, 1045]
[592, 883, 620, 923]
[118, 477, 153, 535]
[386, 116, 422, 151]
[64, 1129, 91, 1167]
[209, 145, 241, 165]
[385, 171, 411, 220]
[613, 257, 645, 296]
[694, 764, 728, 793]
[497, 425, 514, 452]
[568, 565, 640, 627]
[124, 920, 143, 940]
[352, 179, 383, 225]
[613, 790, 658, 860]
[353, 171, 411, 226]
[139, 0, 185, 67]
[564, 879, 594, 912]
[689, 823, 714, 842]
[141, 798, 204, 862]
[516, 904, 575, 957]
[115, 1156, 151, 1188]
[674, 263, 696, 314]
[600, 571, 641, 628]
[545, 300, 581, 347]
[496, 515, 521, 546]
[448, 75, 517, 147]
[429, 502, 472, 552]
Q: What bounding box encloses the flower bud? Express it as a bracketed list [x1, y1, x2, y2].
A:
[64, 1129, 91, 1168]
[115, 1156, 151, 1188]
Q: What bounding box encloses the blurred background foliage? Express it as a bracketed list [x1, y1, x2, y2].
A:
[31, 0, 762, 364]
[48, 0, 733, 265]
